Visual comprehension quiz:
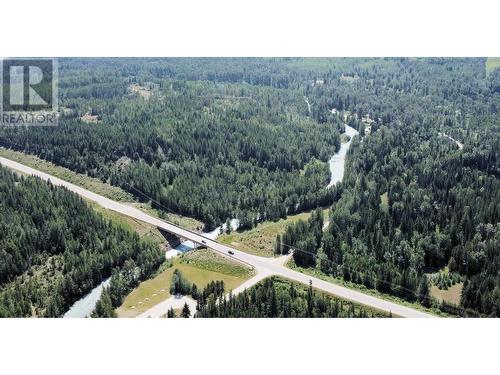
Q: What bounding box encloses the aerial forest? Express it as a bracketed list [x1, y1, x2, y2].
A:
[0, 57, 498, 316]
[0, 165, 162, 317]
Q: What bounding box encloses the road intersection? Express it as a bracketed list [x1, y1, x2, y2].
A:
[0, 156, 433, 318]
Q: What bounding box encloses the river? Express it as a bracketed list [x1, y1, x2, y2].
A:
[327, 123, 359, 187]
[165, 122, 359, 257]
[63, 277, 111, 318]
[165, 218, 240, 258]
[64, 119, 356, 316]
[439, 132, 464, 150]
[304, 96, 312, 114]
[63, 218, 239, 317]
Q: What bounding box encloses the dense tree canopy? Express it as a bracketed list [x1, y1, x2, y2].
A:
[1, 57, 498, 317]
[0, 166, 162, 317]
[194, 277, 388, 318]
[0, 58, 344, 228]
[276, 58, 500, 317]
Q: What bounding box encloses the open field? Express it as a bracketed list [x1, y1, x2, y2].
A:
[219, 209, 329, 257]
[116, 249, 254, 317]
[427, 266, 463, 306]
[431, 282, 463, 306]
[128, 83, 153, 100]
[179, 248, 255, 278]
[80, 112, 100, 123]
[486, 57, 500, 75]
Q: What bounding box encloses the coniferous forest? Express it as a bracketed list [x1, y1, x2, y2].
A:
[0, 58, 498, 317]
[0, 166, 162, 317]
[194, 277, 389, 318]
[0, 58, 344, 229]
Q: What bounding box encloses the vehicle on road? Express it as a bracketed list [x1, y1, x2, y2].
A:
[0, 156, 433, 317]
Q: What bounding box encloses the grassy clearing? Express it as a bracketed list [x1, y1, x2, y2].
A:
[126, 202, 203, 231]
[340, 74, 359, 83]
[80, 112, 100, 123]
[128, 83, 153, 100]
[0, 147, 133, 202]
[91, 203, 167, 246]
[427, 266, 463, 306]
[219, 209, 329, 257]
[380, 192, 389, 212]
[286, 258, 449, 317]
[430, 282, 463, 306]
[179, 248, 254, 278]
[486, 57, 500, 75]
[116, 249, 254, 317]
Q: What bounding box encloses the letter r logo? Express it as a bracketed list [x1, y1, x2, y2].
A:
[2, 59, 55, 111]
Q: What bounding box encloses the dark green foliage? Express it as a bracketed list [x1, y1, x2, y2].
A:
[195, 280, 225, 314]
[2, 57, 498, 317]
[92, 288, 116, 318]
[417, 275, 431, 307]
[275, 58, 500, 316]
[0, 165, 162, 317]
[93, 254, 164, 318]
[274, 234, 282, 255]
[181, 302, 191, 318]
[488, 68, 500, 94]
[167, 307, 175, 318]
[0, 58, 344, 228]
[169, 269, 192, 296]
[190, 283, 199, 299]
[195, 277, 387, 318]
[431, 270, 463, 291]
[281, 208, 323, 267]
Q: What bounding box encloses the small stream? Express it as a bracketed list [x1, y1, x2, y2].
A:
[439, 132, 464, 150]
[304, 96, 312, 114]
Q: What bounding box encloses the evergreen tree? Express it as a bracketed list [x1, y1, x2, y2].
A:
[181, 302, 191, 318]
[417, 275, 431, 307]
[191, 284, 199, 299]
[275, 235, 282, 255]
[195, 277, 388, 318]
[93, 288, 117, 318]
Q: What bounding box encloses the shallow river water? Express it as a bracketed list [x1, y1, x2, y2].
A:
[327, 124, 359, 187]
[63, 277, 111, 318]
[64, 123, 358, 317]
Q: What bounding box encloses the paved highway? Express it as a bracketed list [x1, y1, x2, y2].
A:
[0, 156, 433, 318]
